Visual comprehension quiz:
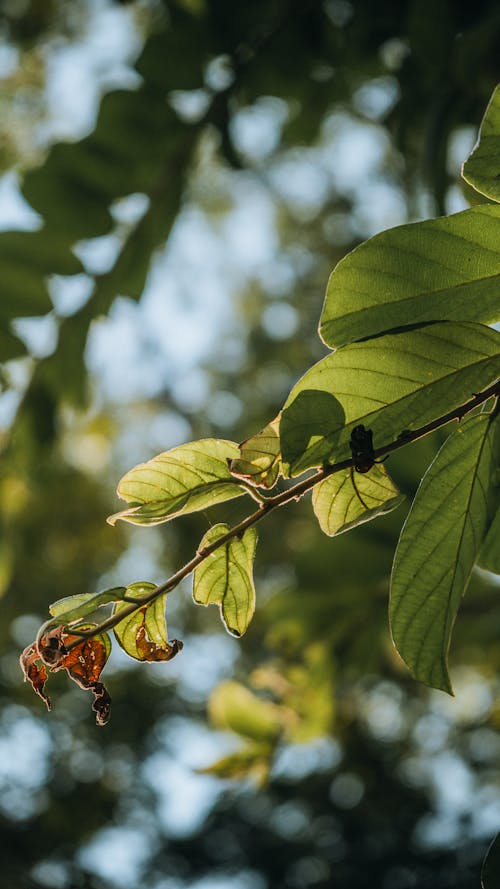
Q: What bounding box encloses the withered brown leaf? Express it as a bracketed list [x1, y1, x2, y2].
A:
[20, 644, 51, 710]
[53, 634, 111, 726]
[21, 625, 112, 726]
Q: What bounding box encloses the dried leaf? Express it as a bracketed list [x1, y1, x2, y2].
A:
[20, 643, 51, 710]
[134, 619, 183, 661]
[54, 633, 112, 726]
[23, 624, 113, 726]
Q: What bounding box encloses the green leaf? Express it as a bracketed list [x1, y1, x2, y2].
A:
[280, 322, 500, 476]
[0, 326, 27, 361]
[230, 416, 282, 488]
[135, 14, 206, 91]
[23, 154, 114, 239]
[0, 260, 52, 319]
[482, 833, 500, 889]
[0, 230, 84, 276]
[193, 524, 258, 637]
[390, 411, 499, 693]
[320, 205, 500, 348]
[197, 745, 271, 785]
[113, 582, 176, 662]
[49, 587, 126, 624]
[463, 83, 500, 202]
[0, 229, 84, 324]
[312, 463, 404, 537]
[209, 680, 282, 742]
[107, 439, 246, 526]
[477, 503, 500, 574]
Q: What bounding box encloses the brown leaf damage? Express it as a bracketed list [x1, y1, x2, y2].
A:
[135, 621, 183, 662]
[20, 624, 112, 726]
[20, 644, 51, 710]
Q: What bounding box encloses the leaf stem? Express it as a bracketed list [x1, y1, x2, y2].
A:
[63, 378, 500, 650]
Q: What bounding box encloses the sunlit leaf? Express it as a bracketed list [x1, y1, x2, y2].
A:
[209, 680, 282, 742]
[193, 524, 258, 637]
[230, 416, 282, 488]
[390, 412, 499, 693]
[113, 582, 183, 662]
[280, 322, 500, 476]
[49, 587, 126, 623]
[108, 439, 246, 526]
[320, 205, 500, 348]
[312, 463, 404, 537]
[482, 833, 500, 889]
[463, 84, 500, 202]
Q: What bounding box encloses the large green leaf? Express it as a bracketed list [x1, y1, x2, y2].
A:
[193, 524, 258, 637]
[312, 463, 404, 537]
[230, 416, 282, 489]
[280, 322, 500, 476]
[463, 83, 500, 202]
[320, 205, 500, 348]
[390, 411, 499, 693]
[108, 439, 246, 526]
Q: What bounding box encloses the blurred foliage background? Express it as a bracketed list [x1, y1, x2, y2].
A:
[1, 1, 500, 887]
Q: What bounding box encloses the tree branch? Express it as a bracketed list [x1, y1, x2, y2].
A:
[62, 377, 500, 650]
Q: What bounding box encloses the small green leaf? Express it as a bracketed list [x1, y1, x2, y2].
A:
[197, 745, 271, 785]
[463, 84, 500, 203]
[193, 524, 258, 637]
[280, 322, 500, 476]
[108, 439, 246, 526]
[113, 582, 175, 662]
[230, 416, 282, 488]
[312, 463, 404, 537]
[320, 205, 500, 348]
[390, 412, 499, 693]
[482, 833, 500, 889]
[209, 680, 282, 742]
[49, 588, 126, 624]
